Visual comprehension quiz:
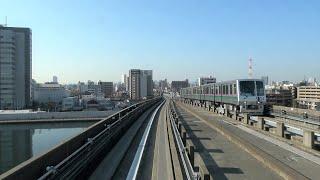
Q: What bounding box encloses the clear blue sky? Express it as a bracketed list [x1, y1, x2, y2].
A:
[1, 0, 320, 83]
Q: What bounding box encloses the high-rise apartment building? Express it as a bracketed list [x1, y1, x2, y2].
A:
[129, 69, 153, 100]
[129, 69, 141, 100]
[140, 70, 153, 98]
[0, 26, 32, 109]
[98, 81, 113, 98]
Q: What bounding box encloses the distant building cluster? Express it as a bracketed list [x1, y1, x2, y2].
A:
[31, 77, 116, 111]
[264, 76, 320, 111]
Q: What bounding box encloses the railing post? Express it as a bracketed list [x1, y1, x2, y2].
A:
[303, 130, 314, 148]
[182, 132, 186, 147]
[189, 145, 194, 169]
[178, 123, 182, 135]
[276, 122, 284, 137]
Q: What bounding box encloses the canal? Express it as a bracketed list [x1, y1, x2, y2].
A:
[0, 121, 95, 175]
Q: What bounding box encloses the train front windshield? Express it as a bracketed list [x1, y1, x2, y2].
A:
[239, 80, 265, 96]
[239, 81, 255, 96]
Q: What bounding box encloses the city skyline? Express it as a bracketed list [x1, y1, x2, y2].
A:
[1, 0, 320, 83]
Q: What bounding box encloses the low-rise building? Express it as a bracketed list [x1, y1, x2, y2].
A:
[266, 88, 293, 107]
[198, 76, 216, 86]
[34, 83, 70, 104]
[62, 97, 82, 111]
[81, 95, 114, 111]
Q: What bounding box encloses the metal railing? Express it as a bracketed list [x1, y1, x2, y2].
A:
[167, 100, 198, 180]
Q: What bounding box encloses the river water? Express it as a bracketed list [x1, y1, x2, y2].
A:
[0, 121, 95, 174]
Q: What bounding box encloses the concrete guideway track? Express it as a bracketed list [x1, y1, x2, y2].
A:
[126, 100, 166, 180]
[177, 101, 320, 180]
[91, 99, 179, 180]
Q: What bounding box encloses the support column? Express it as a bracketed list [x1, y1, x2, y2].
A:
[303, 130, 314, 149]
[232, 112, 238, 120]
[188, 145, 195, 169]
[276, 122, 284, 137]
[242, 114, 249, 124]
[258, 117, 265, 130]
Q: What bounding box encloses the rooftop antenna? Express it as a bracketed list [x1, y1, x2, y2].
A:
[5, 16, 7, 27]
[248, 57, 253, 79]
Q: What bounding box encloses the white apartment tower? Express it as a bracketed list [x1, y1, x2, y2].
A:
[0, 26, 32, 109]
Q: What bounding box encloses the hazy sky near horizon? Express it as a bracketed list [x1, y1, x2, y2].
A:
[1, 0, 320, 84]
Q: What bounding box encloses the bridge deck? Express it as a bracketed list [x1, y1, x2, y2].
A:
[177, 102, 320, 179]
[176, 103, 281, 180]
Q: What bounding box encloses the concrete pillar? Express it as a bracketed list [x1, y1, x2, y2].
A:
[232, 113, 238, 120]
[257, 117, 265, 130]
[242, 114, 249, 124]
[303, 130, 314, 148]
[276, 122, 284, 137]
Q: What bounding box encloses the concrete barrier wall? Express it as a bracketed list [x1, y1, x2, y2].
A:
[273, 106, 320, 117]
[0, 98, 161, 180]
[0, 110, 119, 121]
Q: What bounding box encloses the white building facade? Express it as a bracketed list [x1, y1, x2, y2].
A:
[198, 76, 216, 86]
[34, 83, 70, 104]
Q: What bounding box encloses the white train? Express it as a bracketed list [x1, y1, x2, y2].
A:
[180, 79, 266, 115]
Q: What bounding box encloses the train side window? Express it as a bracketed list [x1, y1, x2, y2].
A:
[230, 84, 233, 95]
[223, 85, 225, 95]
[226, 85, 229, 95]
[233, 84, 237, 94]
